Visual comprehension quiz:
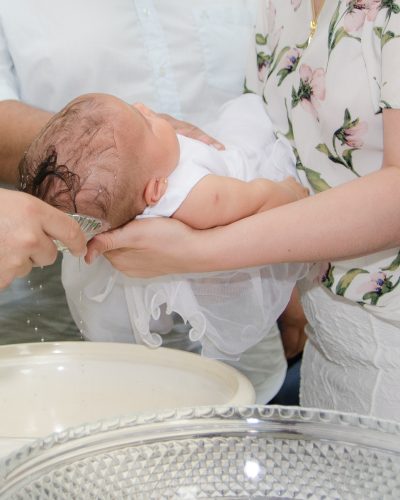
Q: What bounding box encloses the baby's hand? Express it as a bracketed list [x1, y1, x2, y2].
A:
[279, 177, 309, 202]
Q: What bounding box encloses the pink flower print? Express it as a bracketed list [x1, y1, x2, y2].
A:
[335, 110, 368, 152]
[358, 272, 387, 295]
[367, 0, 381, 22]
[344, 0, 381, 33]
[291, 0, 303, 11]
[343, 120, 368, 148]
[295, 64, 326, 119]
[357, 269, 399, 305]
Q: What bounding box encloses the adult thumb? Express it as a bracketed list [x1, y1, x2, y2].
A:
[85, 229, 121, 264]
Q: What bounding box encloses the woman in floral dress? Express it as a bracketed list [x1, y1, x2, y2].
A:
[87, 0, 400, 421]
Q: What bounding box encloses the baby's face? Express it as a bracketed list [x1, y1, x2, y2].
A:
[112, 98, 180, 180]
[130, 102, 180, 176]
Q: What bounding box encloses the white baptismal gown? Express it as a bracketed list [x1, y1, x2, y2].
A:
[62, 94, 309, 388]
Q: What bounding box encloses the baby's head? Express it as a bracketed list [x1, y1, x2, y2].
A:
[19, 93, 180, 228]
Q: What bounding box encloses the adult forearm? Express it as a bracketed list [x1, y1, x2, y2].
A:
[86, 166, 400, 278]
[0, 100, 52, 184]
[198, 167, 400, 271]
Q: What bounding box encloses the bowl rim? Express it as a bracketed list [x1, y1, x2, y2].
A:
[1, 404, 400, 495]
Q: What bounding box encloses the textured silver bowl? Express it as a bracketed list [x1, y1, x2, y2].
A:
[1, 406, 400, 499]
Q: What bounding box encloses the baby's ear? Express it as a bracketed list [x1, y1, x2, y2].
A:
[144, 176, 168, 206]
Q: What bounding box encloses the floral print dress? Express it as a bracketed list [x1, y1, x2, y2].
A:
[246, 0, 400, 321]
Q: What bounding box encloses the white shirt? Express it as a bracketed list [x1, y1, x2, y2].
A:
[0, 0, 256, 124]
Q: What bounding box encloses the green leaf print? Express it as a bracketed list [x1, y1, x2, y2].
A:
[293, 146, 331, 193]
[284, 99, 294, 142]
[315, 109, 364, 177]
[382, 30, 396, 46]
[382, 250, 400, 272]
[330, 27, 349, 52]
[342, 148, 356, 170]
[315, 143, 331, 156]
[382, 0, 400, 16]
[277, 67, 292, 86]
[328, 3, 341, 49]
[321, 263, 335, 289]
[316, 143, 349, 167]
[336, 268, 369, 296]
[243, 79, 253, 94]
[267, 46, 290, 79]
[362, 291, 381, 305]
[301, 167, 331, 193]
[373, 1, 400, 48]
[255, 33, 267, 45]
[291, 85, 300, 108]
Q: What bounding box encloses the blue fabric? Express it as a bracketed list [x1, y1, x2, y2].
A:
[269, 355, 302, 406]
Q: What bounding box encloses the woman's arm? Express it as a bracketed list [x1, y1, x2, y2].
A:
[86, 109, 400, 275]
[86, 166, 400, 273]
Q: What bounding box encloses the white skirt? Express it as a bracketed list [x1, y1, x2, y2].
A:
[61, 255, 309, 403]
[300, 281, 400, 421]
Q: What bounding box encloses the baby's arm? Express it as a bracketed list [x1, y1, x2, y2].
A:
[172, 175, 308, 229]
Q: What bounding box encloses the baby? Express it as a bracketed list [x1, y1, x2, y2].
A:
[20, 93, 306, 230]
[20, 92, 309, 402]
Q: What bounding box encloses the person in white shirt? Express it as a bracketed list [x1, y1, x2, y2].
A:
[0, 0, 260, 340]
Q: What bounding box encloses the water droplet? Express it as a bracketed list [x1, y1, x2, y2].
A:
[34, 326, 38, 332]
[40, 337, 45, 342]
[26, 319, 31, 325]
[39, 284, 43, 290]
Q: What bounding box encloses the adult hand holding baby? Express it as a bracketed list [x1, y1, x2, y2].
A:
[85, 217, 198, 277]
[157, 112, 225, 151]
[0, 189, 86, 289]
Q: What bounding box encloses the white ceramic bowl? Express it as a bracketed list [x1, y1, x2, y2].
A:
[0, 342, 255, 439]
[1, 406, 400, 499]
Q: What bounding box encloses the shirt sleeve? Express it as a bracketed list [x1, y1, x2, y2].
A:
[378, 4, 400, 109]
[0, 20, 19, 101]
